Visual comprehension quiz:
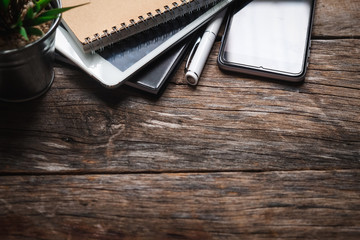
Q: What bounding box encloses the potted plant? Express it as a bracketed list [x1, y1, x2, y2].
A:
[0, 0, 83, 102]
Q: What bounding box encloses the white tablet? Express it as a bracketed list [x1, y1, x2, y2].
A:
[55, 0, 233, 88]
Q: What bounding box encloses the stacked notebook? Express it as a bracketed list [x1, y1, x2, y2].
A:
[56, 0, 233, 93]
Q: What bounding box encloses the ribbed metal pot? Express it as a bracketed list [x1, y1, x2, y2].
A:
[0, 0, 61, 102]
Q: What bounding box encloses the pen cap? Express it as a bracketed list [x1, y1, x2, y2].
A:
[185, 31, 216, 84]
[186, 71, 199, 85]
[185, 9, 227, 86]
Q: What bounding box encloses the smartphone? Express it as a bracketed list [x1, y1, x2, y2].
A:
[218, 0, 316, 82]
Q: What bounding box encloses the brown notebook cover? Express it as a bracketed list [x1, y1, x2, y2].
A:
[62, 0, 219, 53]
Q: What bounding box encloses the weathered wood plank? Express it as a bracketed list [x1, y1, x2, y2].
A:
[0, 2, 358, 239]
[0, 39, 359, 173]
[313, 0, 360, 37]
[0, 170, 359, 239]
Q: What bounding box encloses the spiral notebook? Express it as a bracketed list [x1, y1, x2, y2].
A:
[62, 0, 221, 53]
[56, 0, 233, 88]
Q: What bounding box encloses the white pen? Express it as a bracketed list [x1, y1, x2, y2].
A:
[185, 9, 227, 85]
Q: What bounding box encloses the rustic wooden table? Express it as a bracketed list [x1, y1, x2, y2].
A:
[1, 0, 359, 239]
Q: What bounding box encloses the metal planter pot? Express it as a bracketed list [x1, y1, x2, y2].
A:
[0, 0, 61, 102]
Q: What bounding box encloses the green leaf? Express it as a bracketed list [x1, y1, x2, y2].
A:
[19, 26, 29, 41]
[25, 6, 35, 20]
[38, 4, 88, 18]
[0, 0, 10, 10]
[12, 15, 23, 29]
[26, 3, 88, 27]
[35, 0, 52, 12]
[27, 27, 43, 36]
[26, 15, 55, 26]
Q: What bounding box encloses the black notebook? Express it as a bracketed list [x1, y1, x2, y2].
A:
[56, 38, 192, 94]
[124, 40, 192, 94]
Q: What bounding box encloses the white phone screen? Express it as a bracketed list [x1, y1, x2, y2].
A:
[222, 0, 313, 75]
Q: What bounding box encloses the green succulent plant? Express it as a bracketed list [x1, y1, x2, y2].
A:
[0, 0, 84, 41]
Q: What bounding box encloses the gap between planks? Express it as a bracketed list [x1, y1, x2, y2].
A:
[0, 168, 358, 177]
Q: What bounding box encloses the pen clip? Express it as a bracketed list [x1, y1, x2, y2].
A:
[185, 36, 201, 73]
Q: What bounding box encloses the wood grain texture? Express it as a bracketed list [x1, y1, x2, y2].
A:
[0, 0, 359, 239]
[0, 170, 359, 240]
[0, 39, 359, 174]
[313, 0, 360, 38]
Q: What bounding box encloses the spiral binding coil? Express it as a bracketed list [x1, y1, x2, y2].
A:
[83, 0, 221, 53]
